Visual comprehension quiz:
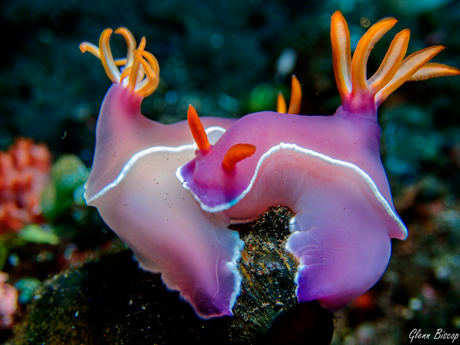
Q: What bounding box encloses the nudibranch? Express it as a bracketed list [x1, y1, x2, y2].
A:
[80, 28, 244, 318]
[177, 12, 460, 311]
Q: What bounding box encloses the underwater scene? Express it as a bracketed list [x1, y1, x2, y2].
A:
[1, 0, 460, 344]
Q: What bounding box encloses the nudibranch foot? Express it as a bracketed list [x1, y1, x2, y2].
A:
[331, 11, 460, 116]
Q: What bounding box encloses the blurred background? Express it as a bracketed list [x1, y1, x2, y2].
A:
[0, 0, 459, 343]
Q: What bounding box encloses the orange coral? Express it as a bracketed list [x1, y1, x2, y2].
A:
[0, 138, 51, 233]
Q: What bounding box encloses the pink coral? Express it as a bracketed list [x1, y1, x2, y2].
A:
[0, 138, 51, 233]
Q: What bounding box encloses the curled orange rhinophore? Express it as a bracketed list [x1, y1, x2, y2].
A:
[222, 144, 256, 170]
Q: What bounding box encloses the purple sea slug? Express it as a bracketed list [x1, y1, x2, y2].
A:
[81, 12, 459, 319]
[80, 28, 241, 318]
[177, 12, 459, 311]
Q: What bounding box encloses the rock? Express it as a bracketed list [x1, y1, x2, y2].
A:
[9, 207, 334, 345]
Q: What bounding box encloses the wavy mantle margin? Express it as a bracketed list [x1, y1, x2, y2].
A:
[84, 126, 227, 204]
[177, 142, 408, 240]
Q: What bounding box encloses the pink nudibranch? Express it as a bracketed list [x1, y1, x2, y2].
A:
[80, 28, 242, 318]
[81, 12, 459, 319]
[177, 11, 460, 311]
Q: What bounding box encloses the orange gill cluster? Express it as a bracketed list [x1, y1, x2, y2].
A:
[0, 138, 51, 233]
[80, 27, 160, 98]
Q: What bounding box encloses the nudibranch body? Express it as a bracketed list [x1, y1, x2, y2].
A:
[178, 12, 460, 311]
[80, 29, 243, 318]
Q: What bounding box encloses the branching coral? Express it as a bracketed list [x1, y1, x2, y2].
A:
[0, 138, 51, 233]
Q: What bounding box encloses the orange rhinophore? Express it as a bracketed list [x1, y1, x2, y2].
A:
[222, 144, 257, 170]
[277, 75, 302, 114]
[187, 105, 210, 151]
